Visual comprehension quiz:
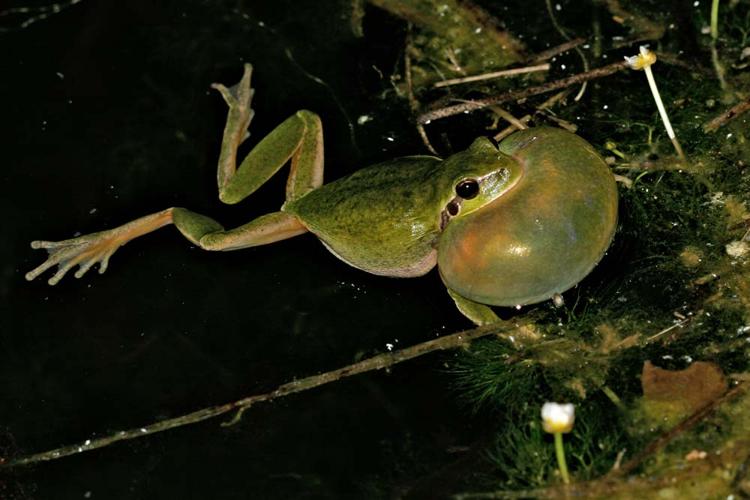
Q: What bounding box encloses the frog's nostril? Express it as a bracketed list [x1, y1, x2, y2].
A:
[447, 199, 460, 216]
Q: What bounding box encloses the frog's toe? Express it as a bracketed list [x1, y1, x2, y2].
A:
[27, 241, 81, 284]
[47, 256, 84, 285]
[25, 253, 62, 282]
[74, 258, 97, 279]
[210, 82, 235, 106]
[31, 239, 71, 250]
[96, 249, 116, 275]
[211, 64, 254, 110]
[27, 235, 121, 284]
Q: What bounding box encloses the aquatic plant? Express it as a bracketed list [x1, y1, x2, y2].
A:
[541, 402, 574, 484]
[625, 46, 687, 162]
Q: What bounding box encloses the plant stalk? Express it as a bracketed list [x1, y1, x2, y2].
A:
[643, 65, 686, 162]
[554, 432, 570, 484]
[710, 0, 719, 40]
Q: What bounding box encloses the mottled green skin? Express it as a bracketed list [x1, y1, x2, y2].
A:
[285, 156, 443, 276]
[438, 127, 618, 306]
[284, 137, 521, 277]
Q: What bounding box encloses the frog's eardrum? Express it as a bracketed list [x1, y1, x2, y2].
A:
[437, 128, 618, 307]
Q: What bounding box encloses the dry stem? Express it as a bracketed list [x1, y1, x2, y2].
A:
[417, 61, 629, 124]
[433, 64, 550, 88]
[528, 38, 586, 63]
[704, 97, 750, 132]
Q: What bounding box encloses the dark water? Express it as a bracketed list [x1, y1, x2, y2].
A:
[1, 1, 482, 497]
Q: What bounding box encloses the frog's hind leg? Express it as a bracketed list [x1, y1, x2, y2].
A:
[212, 63, 324, 206]
[171, 208, 307, 251]
[26, 64, 320, 285]
[26, 207, 307, 285]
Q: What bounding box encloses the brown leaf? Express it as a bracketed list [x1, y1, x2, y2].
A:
[642, 361, 728, 418]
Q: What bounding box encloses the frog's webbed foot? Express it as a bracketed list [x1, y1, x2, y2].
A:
[210, 63, 255, 146]
[26, 231, 124, 285]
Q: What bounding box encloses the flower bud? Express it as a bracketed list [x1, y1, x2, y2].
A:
[541, 402, 575, 434]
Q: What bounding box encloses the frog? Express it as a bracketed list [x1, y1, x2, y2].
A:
[26, 64, 618, 326]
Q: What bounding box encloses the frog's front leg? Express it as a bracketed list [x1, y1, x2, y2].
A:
[27, 64, 323, 284]
[447, 288, 500, 326]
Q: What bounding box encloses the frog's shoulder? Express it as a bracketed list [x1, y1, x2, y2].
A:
[289, 154, 443, 209]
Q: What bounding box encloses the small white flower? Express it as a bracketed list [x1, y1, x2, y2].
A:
[624, 46, 657, 71]
[541, 402, 575, 433]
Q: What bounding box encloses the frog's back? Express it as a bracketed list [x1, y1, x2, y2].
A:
[284, 156, 443, 277]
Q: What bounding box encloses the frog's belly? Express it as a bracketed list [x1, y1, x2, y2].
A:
[312, 234, 437, 278]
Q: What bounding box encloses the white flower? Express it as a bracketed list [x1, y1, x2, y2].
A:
[624, 46, 657, 71]
[541, 402, 575, 433]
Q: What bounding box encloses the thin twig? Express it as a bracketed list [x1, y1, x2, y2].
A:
[418, 61, 629, 124]
[433, 64, 550, 88]
[709, 0, 727, 92]
[492, 89, 571, 141]
[544, 0, 589, 101]
[489, 106, 528, 130]
[2, 320, 532, 468]
[404, 22, 439, 155]
[0, 0, 83, 32]
[494, 115, 532, 141]
[528, 38, 586, 63]
[645, 318, 690, 343]
[704, 97, 750, 132]
[404, 23, 419, 114]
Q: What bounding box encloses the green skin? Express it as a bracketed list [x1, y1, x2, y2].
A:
[26, 64, 618, 326]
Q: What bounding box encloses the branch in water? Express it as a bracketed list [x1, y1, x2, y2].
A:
[2, 319, 535, 468]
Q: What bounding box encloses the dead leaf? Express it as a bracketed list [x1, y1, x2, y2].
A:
[641, 361, 728, 423]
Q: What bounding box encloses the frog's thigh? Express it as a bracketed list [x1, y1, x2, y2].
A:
[220, 110, 323, 205]
[173, 208, 307, 251]
[447, 288, 500, 326]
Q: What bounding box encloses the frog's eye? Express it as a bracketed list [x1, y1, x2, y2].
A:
[456, 179, 479, 199]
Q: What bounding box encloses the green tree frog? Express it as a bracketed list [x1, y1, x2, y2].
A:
[26, 64, 618, 325]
